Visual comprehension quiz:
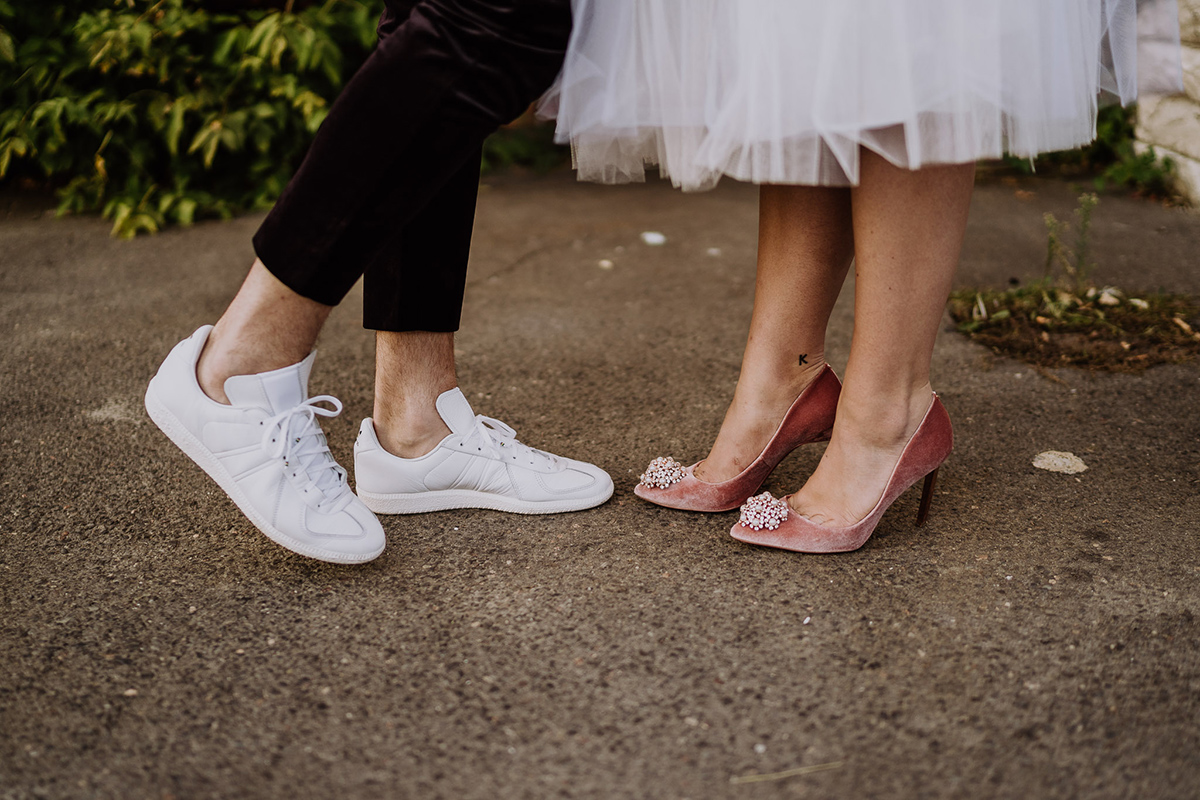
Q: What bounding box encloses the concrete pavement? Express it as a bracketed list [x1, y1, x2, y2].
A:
[1, 172, 1198, 799]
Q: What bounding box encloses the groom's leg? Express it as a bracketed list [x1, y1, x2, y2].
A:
[357, 149, 482, 457]
[199, 0, 568, 400]
[251, 0, 570, 310]
[360, 146, 482, 334]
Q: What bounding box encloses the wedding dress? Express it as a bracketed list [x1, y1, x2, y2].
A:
[543, 0, 1183, 190]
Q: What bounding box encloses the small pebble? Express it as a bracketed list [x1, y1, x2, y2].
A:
[123, 689, 138, 697]
[706, 248, 722, 257]
[1129, 298, 1149, 310]
[598, 259, 614, 269]
[754, 744, 767, 754]
[1033, 451, 1088, 474]
[640, 231, 667, 246]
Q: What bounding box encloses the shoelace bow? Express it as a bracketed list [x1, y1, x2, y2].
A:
[467, 414, 559, 469]
[261, 396, 352, 511]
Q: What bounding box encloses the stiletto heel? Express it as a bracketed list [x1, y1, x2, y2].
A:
[634, 365, 841, 512]
[731, 394, 953, 553]
[916, 468, 937, 527]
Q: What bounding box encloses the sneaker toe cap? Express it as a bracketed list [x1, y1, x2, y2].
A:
[539, 460, 613, 499]
[301, 499, 386, 561]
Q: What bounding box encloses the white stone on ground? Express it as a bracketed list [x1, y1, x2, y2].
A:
[1033, 451, 1088, 474]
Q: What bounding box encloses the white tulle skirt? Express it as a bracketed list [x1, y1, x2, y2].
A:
[542, 0, 1183, 190]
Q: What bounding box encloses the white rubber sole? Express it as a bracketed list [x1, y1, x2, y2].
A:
[357, 484, 614, 515]
[145, 382, 384, 564]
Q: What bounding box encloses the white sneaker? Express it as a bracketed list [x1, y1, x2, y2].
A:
[144, 326, 386, 564]
[353, 388, 614, 515]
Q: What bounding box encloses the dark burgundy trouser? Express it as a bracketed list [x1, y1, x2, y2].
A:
[252, 0, 571, 332]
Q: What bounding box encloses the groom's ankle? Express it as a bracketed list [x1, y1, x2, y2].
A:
[372, 412, 452, 459]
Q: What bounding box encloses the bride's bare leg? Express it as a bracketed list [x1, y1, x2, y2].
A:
[695, 184, 853, 483]
[787, 151, 974, 526]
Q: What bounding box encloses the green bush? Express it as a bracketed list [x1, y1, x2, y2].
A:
[0, 0, 379, 237]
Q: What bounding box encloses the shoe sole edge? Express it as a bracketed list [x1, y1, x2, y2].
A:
[357, 485, 614, 515]
[145, 382, 384, 565]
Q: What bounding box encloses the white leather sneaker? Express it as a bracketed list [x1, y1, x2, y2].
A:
[145, 326, 386, 564]
[354, 388, 614, 515]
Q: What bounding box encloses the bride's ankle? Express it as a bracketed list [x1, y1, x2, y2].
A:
[739, 355, 828, 407]
[835, 383, 934, 447]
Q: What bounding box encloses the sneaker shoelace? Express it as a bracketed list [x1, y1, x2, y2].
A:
[465, 414, 560, 470]
[261, 396, 353, 512]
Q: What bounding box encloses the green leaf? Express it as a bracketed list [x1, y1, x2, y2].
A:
[187, 122, 218, 161]
[108, 200, 133, 236]
[202, 128, 219, 168]
[247, 15, 280, 57]
[165, 100, 186, 155]
[213, 27, 244, 65]
[174, 197, 197, 226]
[0, 27, 14, 63]
[0, 135, 31, 177]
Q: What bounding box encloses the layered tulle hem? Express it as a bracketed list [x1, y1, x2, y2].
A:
[541, 0, 1183, 190]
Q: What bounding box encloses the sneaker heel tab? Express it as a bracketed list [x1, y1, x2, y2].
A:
[356, 418, 379, 447]
[187, 324, 214, 343]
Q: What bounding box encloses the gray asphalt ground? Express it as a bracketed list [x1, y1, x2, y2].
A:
[2, 171, 1199, 800]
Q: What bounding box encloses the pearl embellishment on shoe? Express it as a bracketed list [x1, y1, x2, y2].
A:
[739, 492, 788, 531]
[639, 456, 686, 489]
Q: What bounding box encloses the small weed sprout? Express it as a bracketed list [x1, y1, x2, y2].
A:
[1042, 192, 1098, 295]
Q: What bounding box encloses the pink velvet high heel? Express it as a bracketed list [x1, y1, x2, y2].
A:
[633, 365, 841, 513]
[730, 393, 952, 553]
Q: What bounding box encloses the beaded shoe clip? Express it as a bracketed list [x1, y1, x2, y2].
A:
[639, 456, 686, 489]
[738, 492, 789, 531]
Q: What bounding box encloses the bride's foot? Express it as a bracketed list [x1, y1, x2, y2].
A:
[635, 364, 840, 513]
[787, 384, 937, 528]
[694, 359, 830, 483]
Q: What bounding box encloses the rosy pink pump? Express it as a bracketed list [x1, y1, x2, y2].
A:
[633, 365, 841, 513]
[730, 394, 953, 553]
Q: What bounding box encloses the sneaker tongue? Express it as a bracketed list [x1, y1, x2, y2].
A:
[223, 351, 316, 413]
[435, 388, 478, 435]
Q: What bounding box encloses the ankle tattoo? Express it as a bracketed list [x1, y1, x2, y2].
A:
[798, 354, 809, 366]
